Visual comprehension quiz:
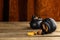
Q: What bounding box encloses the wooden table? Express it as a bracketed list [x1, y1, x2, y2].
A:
[0, 22, 60, 40]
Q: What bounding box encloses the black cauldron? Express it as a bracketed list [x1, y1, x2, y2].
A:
[30, 16, 57, 34]
[30, 16, 42, 29]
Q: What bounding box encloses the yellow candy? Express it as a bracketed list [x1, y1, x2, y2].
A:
[27, 32, 35, 36]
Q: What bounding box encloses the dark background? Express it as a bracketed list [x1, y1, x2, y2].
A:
[0, 0, 60, 22]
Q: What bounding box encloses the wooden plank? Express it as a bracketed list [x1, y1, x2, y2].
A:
[0, 37, 60, 40]
[27, 0, 34, 21]
[0, 0, 3, 21]
[18, 0, 27, 21]
[0, 22, 59, 40]
[3, 0, 9, 21]
[9, 0, 19, 21]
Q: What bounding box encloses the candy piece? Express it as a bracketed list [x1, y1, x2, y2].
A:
[37, 29, 42, 35]
[27, 32, 35, 36]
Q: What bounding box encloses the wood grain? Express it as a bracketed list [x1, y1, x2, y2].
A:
[35, 0, 60, 21]
[0, 22, 59, 40]
[27, 0, 34, 21]
[18, 0, 27, 21]
[0, 0, 60, 21]
[9, 0, 19, 21]
[0, 0, 3, 21]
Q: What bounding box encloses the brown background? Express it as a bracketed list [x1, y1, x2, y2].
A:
[0, 0, 60, 21]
